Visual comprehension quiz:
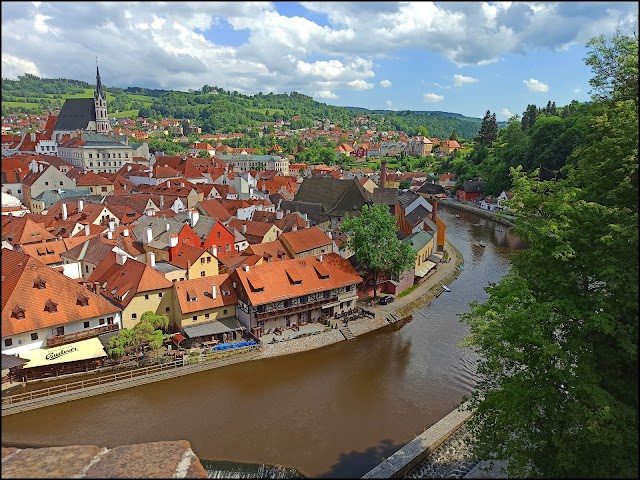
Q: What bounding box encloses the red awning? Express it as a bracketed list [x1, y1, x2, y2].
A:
[171, 333, 186, 346]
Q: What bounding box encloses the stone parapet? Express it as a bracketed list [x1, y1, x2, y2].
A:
[1, 441, 208, 478]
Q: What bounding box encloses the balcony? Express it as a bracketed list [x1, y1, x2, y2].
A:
[46, 323, 120, 348]
[255, 296, 337, 321]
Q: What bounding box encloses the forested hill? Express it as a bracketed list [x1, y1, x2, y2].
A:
[3, 73, 488, 139]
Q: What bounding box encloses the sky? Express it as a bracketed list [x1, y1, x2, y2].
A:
[2, 2, 638, 120]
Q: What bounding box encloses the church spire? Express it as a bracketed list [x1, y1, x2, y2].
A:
[95, 60, 105, 101]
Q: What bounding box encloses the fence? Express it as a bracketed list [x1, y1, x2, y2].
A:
[1, 345, 261, 416]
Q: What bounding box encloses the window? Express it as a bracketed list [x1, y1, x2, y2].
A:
[84, 321, 90, 328]
[31, 333, 38, 341]
[166, 307, 170, 313]
[200, 258, 205, 265]
[206, 257, 211, 263]
[132, 313, 137, 319]
[17, 189, 21, 194]
[59, 181, 64, 186]
[89, 154, 92, 159]
[223, 309, 228, 315]
[193, 316, 197, 322]
[45, 181, 49, 186]
[99, 318, 105, 325]
[158, 293, 163, 298]
[217, 232, 221, 238]
[201, 271, 205, 277]
[85, 265, 89, 273]
[4, 338, 12, 347]
[144, 294, 149, 300]
[101, 186, 107, 192]
[205, 313, 210, 319]
[226, 244, 230, 251]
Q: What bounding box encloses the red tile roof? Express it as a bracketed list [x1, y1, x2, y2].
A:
[234, 253, 361, 306]
[173, 274, 237, 314]
[2, 249, 120, 337]
[279, 226, 332, 255]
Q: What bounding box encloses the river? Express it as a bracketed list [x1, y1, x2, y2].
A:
[1, 205, 525, 478]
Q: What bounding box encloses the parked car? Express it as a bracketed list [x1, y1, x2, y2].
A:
[379, 295, 395, 305]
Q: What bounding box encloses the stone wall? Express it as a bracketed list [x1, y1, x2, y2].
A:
[1, 440, 208, 478]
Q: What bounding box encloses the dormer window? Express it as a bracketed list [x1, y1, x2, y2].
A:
[34, 276, 47, 289]
[12, 304, 26, 319]
[187, 289, 198, 302]
[44, 299, 58, 313]
[77, 294, 89, 307]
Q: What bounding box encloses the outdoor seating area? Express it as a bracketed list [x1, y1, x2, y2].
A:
[260, 322, 326, 344]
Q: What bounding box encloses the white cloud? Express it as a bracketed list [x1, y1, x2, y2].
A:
[314, 90, 337, 99]
[574, 87, 582, 94]
[453, 74, 479, 86]
[1, 54, 41, 79]
[523, 78, 549, 93]
[423, 92, 444, 103]
[500, 108, 514, 119]
[0, 1, 636, 98]
[386, 100, 397, 111]
[347, 79, 373, 90]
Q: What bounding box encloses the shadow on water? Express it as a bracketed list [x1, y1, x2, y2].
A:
[318, 438, 405, 478]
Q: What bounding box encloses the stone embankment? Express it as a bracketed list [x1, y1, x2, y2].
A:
[1, 441, 208, 478]
[440, 199, 514, 226]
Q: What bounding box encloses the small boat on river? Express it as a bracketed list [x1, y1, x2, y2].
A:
[441, 284, 451, 292]
[474, 241, 487, 248]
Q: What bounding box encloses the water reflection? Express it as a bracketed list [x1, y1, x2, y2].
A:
[1, 204, 524, 478]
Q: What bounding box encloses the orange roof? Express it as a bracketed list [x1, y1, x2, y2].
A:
[2, 216, 56, 245]
[20, 239, 68, 265]
[196, 199, 232, 222]
[279, 226, 332, 255]
[87, 252, 172, 308]
[234, 253, 361, 306]
[169, 244, 209, 269]
[2, 249, 120, 337]
[244, 239, 292, 262]
[173, 274, 237, 314]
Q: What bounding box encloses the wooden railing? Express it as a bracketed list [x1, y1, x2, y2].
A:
[46, 323, 119, 348]
[255, 296, 337, 321]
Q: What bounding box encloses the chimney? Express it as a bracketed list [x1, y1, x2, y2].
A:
[211, 284, 217, 299]
[127, 165, 132, 172]
[62, 203, 68, 221]
[116, 252, 127, 265]
[109, 220, 115, 232]
[84, 223, 90, 235]
[242, 223, 246, 234]
[107, 230, 113, 240]
[327, 230, 332, 239]
[380, 160, 387, 188]
[319, 254, 323, 262]
[78, 199, 84, 212]
[166, 223, 170, 231]
[431, 198, 438, 221]
[38, 163, 44, 173]
[276, 210, 283, 220]
[30, 160, 38, 173]
[94, 281, 100, 294]
[123, 228, 129, 237]
[243, 265, 249, 272]
[169, 234, 178, 248]
[160, 195, 164, 208]
[143, 226, 153, 245]
[147, 251, 155, 268]
[292, 225, 297, 232]
[166, 180, 171, 188]
[210, 246, 217, 257]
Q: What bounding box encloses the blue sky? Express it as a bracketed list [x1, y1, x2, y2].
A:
[2, 2, 638, 120]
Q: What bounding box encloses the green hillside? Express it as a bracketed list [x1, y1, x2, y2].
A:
[2, 73, 485, 139]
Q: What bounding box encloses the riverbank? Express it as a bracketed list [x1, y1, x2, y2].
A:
[260, 240, 462, 358]
[439, 199, 514, 227]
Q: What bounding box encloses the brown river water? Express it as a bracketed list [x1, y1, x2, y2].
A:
[1, 205, 525, 478]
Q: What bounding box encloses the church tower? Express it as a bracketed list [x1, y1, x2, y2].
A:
[94, 64, 110, 134]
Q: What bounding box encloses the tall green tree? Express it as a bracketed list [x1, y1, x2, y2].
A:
[476, 110, 498, 146]
[341, 204, 416, 299]
[521, 104, 540, 131]
[459, 31, 638, 478]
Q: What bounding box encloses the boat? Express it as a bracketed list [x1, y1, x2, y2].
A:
[454, 214, 461, 219]
[472, 222, 484, 227]
[474, 241, 487, 247]
[441, 284, 451, 292]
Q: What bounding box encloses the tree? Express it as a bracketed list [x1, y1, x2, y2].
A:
[416, 125, 430, 137]
[399, 179, 411, 190]
[584, 29, 639, 102]
[197, 150, 211, 158]
[476, 110, 498, 146]
[341, 204, 416, 299]
[449, 129, 458, 141]
[521, 104, 540, 131]
[459, 32, 638, 478]
[107, 311, 170, 361]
